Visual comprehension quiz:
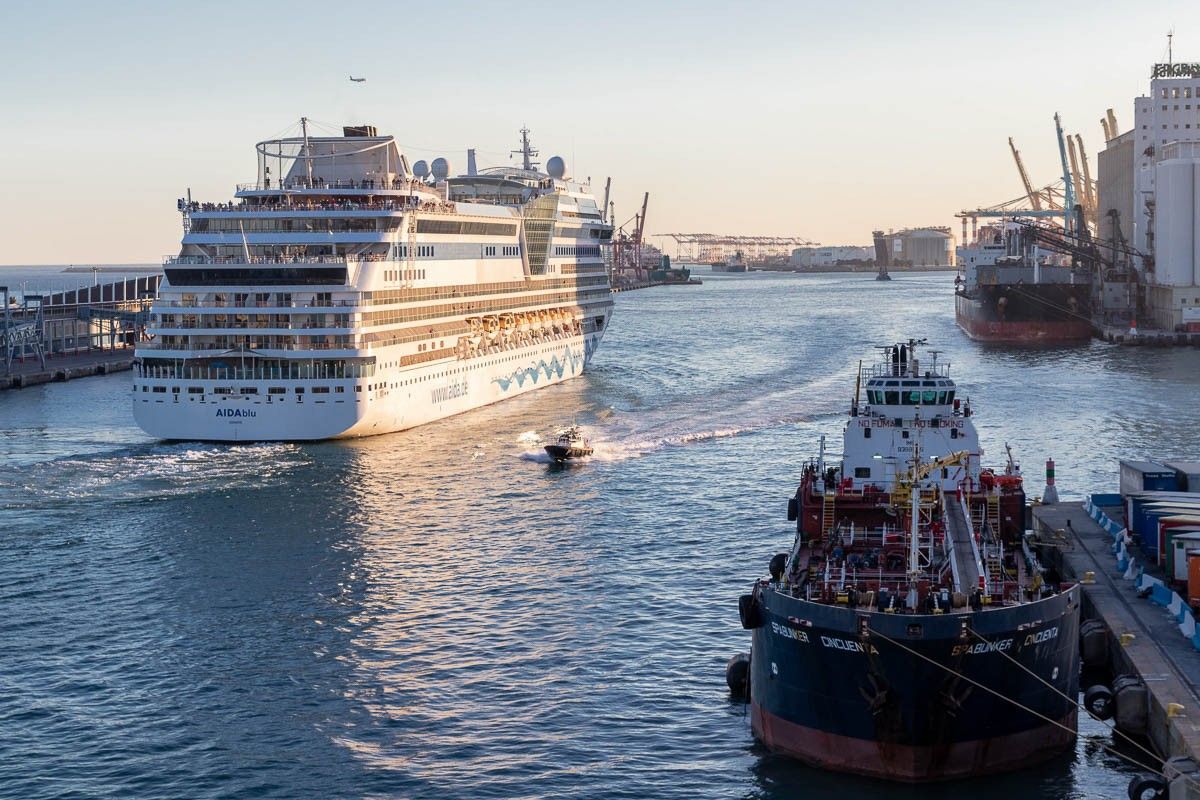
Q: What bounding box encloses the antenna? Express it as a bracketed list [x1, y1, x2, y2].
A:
[511, 126, 539, 172]
[1169, 29, 1174, 66]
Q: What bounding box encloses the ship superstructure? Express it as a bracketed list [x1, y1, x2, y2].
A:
[739, 340, 1079, 781]
[133, 122, 613, 440]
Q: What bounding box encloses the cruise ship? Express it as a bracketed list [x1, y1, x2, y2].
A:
[133, 121, 614, 440]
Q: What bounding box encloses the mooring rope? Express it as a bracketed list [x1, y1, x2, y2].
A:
[964, 625, 1176, 782]
[866, 626, 1187, 789]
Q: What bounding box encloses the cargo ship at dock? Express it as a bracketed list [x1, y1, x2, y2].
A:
[955, 223, 1092, 342]
[736, 340, 1080, 782]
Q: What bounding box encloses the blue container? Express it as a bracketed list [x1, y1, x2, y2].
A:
[1120, 460, 1180, 496]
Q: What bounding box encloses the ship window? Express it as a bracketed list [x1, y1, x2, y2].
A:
[268, 387, 286, 394]
[854, 467, 871, 478]
[863, 428, 872, 439]
[214, 387, 231, 395]
[188, 387, 203, 394]
[152, 386, 166, 393]
[901, 430, 910, 439]
[885, 390, 899, 404]
[295, 387, 305, 394]
[937, 391, 947, 404]
[240, 387, 258, 394]
[923, 390, 937, 403]
[313, 386, 330, 394]
[903, 391, 921, 405]
[950, 429, 958, 439]
[946, 390, 955, 404]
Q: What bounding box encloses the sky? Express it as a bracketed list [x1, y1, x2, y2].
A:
[0, 0, 1196, 264]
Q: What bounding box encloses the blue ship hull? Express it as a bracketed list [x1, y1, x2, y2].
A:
[748, 585, 1080, 781]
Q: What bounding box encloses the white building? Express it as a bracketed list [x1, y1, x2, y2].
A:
[1131, 62, 1200, 328]
[790, 245, 873, 268]
[1132, 64, 1200, 254]
[1098, 62, 1200, 329]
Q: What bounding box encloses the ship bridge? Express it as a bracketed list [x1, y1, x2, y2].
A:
[842, 341, 982, 492]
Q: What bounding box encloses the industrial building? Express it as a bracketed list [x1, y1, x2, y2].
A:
[873, 227, 954, 267]
[1097, 61, 1200, 330]
[789, 245, 873, 268]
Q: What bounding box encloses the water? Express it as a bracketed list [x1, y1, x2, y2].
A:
[3, 270, 1198, 799]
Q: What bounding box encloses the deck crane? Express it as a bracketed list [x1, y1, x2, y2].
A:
[1008, 138, 1042, 210]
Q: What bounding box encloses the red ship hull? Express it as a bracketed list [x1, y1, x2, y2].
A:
[955, 292, 1092, 343]
[752, 700, 1076, 782]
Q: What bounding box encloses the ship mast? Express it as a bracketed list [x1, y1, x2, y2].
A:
[301, 116, 314, 187]
[512, 126, 539, 172]
[908, 437, 923, 604]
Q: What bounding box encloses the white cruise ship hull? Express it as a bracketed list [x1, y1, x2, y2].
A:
[134, 333, 600, 441]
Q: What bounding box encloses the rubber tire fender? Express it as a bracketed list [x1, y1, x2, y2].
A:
[1127, 773, 1167, 800]
[1084, 684, 1115, 720]
[739, 593, 763, 630]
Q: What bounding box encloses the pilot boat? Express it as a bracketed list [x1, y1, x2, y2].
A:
[544, 426, 592, 462]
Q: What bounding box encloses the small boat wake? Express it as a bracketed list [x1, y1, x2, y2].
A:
[514, 366, 855, 467]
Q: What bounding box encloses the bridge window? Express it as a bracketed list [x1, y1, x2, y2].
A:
[885, 390, 899, 404]
[937, 391, 947, 404]
[854, 467, 871, 478]
[923, 389, 937, 403]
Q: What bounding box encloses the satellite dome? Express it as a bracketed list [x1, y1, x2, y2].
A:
[546, 155, 567, 179]
[431, 157, 452, 181]
[412, 160, 429, 179]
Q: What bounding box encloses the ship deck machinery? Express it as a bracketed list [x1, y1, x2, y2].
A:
[739, 341, 1079, 782]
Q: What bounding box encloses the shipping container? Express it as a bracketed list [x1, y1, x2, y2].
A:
[1120, 459, 1180, 496]
[1164, 461, 1200, 492]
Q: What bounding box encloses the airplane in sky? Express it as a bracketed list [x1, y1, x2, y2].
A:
[349, 75, 366, 83]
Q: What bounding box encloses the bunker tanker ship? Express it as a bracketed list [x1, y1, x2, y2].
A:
[736, 340, 1080, 781]
[133, 122, 613, 441]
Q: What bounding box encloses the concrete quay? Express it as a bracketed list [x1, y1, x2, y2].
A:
[2, 349, 134, 390]
[1033, 502, 1200, 798]
[1094, 323, 1200, 347]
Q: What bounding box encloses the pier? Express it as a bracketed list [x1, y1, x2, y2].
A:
[1, 275, 157, 390]
[1093, 323, 1200, 347]
[1033, 502, 1200, 798]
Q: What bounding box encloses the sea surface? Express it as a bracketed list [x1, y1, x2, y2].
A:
[3, 268, 1199, 799]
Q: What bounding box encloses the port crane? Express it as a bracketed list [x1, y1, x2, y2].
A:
[609, 192, 651, 282]
[959, 115, 1098, 244]
[1008, 138, 1042, 211]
